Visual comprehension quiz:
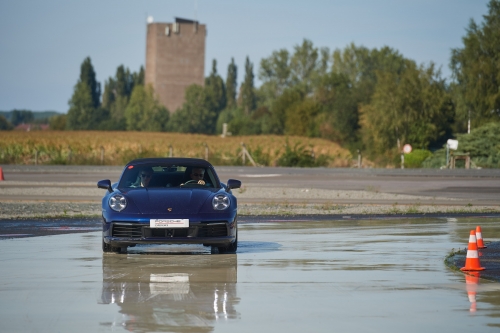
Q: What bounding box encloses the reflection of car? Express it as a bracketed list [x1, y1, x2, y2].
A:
[100, 255, 239, 332]
[97, 158, 241, 254]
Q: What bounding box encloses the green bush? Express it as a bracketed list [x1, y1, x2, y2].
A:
[404, 149, 433, 168]
[422, 149, 446, 168]
[247, 145, 272, 166]
[423, 122, 500, 168]
[277, 141, 329, 167]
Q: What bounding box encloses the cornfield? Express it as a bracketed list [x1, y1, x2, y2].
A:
[0, 131, 352, 167]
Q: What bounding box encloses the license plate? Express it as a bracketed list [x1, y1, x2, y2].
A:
[150, 219, 189, 228]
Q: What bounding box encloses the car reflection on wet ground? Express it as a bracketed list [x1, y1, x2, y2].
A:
[1, 216, 500, 332]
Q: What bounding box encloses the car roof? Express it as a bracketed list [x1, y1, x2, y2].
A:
[125, 158, 214, 168]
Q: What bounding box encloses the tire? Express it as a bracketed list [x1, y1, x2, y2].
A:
[102, 239, 123, 253]
[217, 233, 238, 254]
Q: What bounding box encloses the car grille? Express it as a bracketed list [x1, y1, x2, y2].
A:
[197, 223, 228, 237]
[111, 222, 228, 238]
[112, 223, 143, 238]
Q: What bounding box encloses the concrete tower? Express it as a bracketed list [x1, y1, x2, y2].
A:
[145, 18, 206, 113]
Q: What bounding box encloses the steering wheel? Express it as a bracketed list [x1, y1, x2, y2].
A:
[181, 179, 206, 187]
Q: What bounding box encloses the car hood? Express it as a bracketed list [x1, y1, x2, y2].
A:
[124, 188, 216, 214]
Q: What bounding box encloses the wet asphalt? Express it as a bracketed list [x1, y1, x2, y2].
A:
[1, 165, 500, 331]
[1, 216, 500, 332]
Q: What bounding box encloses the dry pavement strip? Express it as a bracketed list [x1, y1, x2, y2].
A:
[0, 165, 499, 218]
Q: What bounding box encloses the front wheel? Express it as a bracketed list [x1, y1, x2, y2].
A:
[215, 233, 238, 254]
[102, 239, 123, 253]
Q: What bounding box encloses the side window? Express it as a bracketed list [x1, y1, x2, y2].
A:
[119, 169, 139, 188]
[205, 169, 218, 187]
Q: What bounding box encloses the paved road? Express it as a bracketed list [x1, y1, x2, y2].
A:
[1, 165, 499, 205]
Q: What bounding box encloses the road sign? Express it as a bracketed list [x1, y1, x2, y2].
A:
[447, 139, 458, 150]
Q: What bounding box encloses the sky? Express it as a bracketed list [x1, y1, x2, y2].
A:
[0, 0, 491, 113]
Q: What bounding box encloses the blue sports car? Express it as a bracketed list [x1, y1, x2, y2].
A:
[97, 158, 241, 254]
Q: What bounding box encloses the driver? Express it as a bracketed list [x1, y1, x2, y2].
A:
[190, 167, 205, 182]
[180, 167, 207, 186]
[131, 167, 154, 187]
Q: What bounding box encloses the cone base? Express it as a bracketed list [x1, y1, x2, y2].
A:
[461, 267, 485, 271]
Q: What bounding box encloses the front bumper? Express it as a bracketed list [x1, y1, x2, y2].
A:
[103, 219, 237, 248]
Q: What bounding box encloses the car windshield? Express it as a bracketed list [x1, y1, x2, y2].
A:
[118, 164, 220, 189]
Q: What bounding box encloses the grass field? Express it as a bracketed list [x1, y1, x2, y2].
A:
[0, 131, 353, 167]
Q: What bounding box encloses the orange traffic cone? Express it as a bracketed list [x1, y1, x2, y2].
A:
[0, 167, 4, 181]
[461, 230, 485, 271]
[476, 226, 487, 249]
[465, 272, 480, 313]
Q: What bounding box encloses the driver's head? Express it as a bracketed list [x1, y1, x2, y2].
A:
[190, 167, 205, 181]
[140, 167, 153, 187]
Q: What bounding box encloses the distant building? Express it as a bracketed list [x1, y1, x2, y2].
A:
[15, 123, 49, 131]
[145, 18, 206, 113]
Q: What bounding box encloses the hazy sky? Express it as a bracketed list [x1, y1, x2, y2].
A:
[0, 0, 491, 113]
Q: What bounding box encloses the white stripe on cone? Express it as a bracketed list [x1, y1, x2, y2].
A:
[466, 251, 479, 259]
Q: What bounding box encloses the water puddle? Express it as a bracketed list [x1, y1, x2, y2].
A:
[0, 216, 500, 332]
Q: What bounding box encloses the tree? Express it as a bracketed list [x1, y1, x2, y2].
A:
[168, 84, 217, 134]
[67, 57, 102, 130]
[289, 39, 320, 93]
[10, 110, 34, 126]
[226, 58, 238, 109]
[133, 66, 145, 87]
[285, 98, 322, 137]
[79, 57, 101, 108]
[315, 72, 359, 145]
[101, 65, 145, 130]
[49, 115, 67, 130]
[125, 85, 169, 132]
[66, 81, 98, 130]
[259, 48, 291, 103]
[450, 0, 500, 127]
[269, 87, 304, 135]
[0, 115, 13, 130]
[258, 40, 330, 106]
[332, 43, 407, 105]
[205, 59, 226, 114]
[360, 61, 454, 162]
[239, 56, 256, 114]
[101, 77, 116, 111]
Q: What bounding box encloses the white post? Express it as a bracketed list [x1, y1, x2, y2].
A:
[221, 123, 227, 138]
[468, 110, 471, 134]
[241, 143, 246, 165]
[446, 144, 450, 169]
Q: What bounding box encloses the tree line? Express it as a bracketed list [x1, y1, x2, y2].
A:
[0, 110, 59, 130]
[5, 0, 498, 165]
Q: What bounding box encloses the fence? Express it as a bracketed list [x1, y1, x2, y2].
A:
[1, 142, 266, 167]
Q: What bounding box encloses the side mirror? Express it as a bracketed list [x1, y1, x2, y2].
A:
[226, 179, 241, 191]
[97, 179, 113, 193]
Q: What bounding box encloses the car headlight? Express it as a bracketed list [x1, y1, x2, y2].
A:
[109, 194, 127, 212]
[212, 194, 230, 210]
